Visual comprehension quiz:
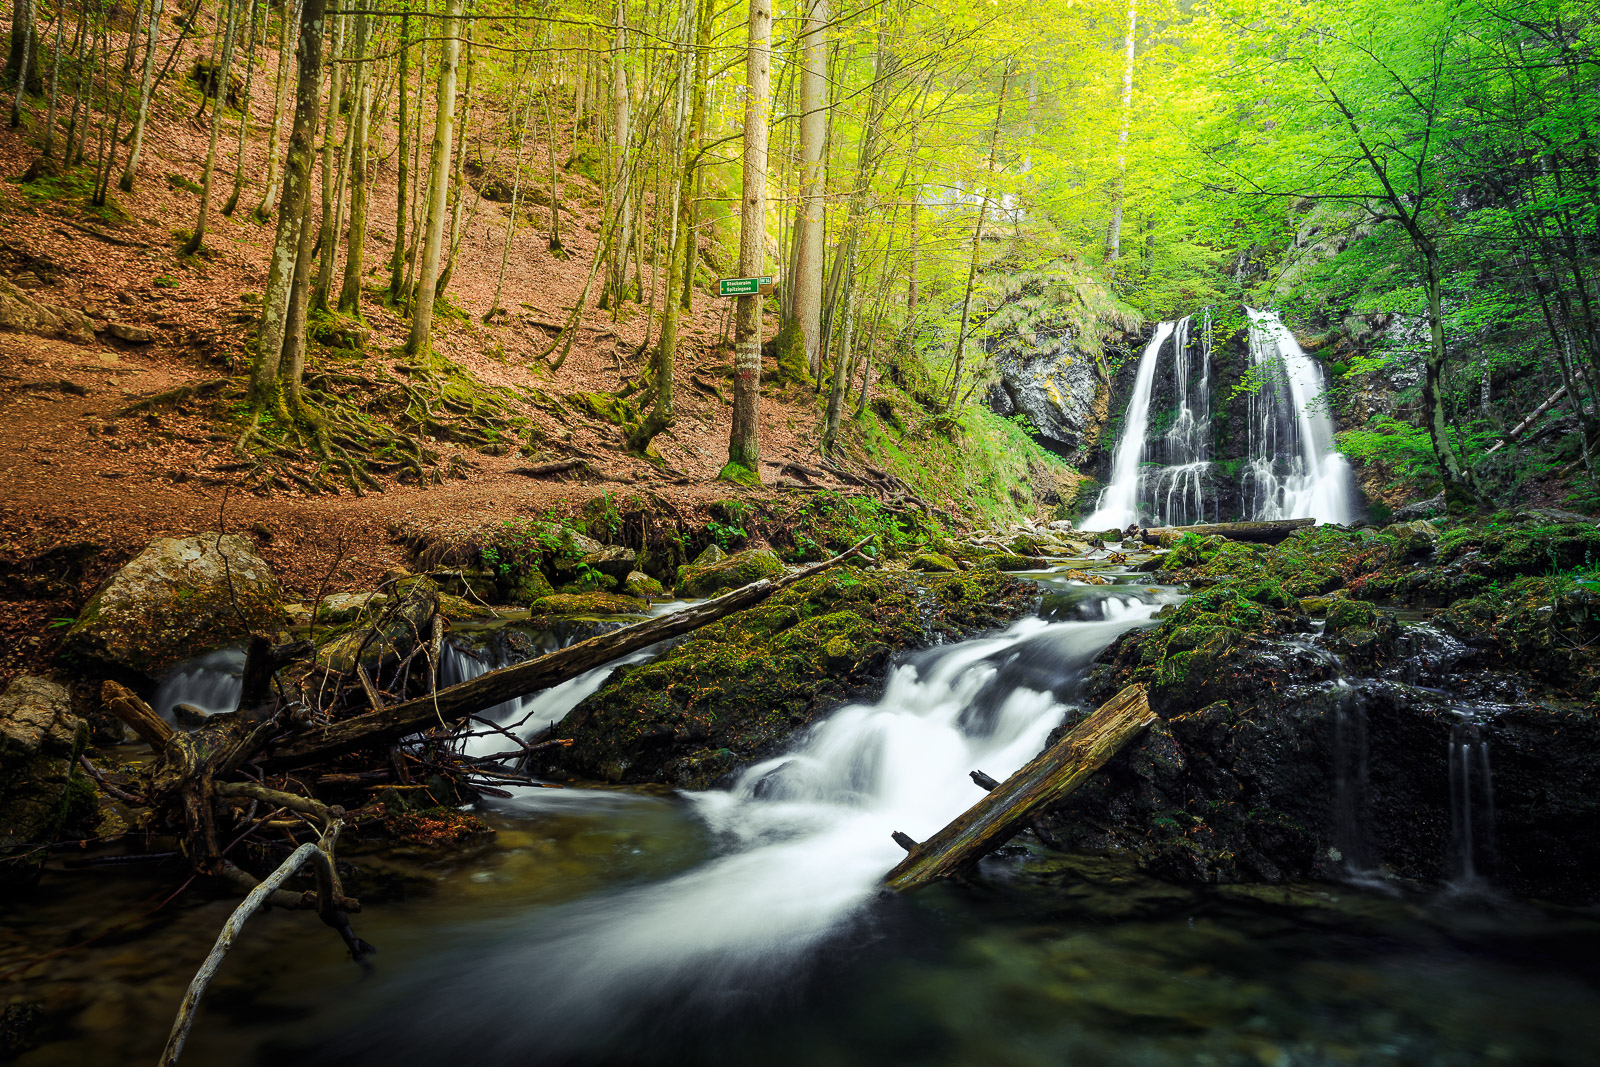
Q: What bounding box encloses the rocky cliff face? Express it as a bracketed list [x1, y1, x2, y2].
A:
[987, 332, 1112, 465]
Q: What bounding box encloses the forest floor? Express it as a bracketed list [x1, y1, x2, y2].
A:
[0, 51, 918, 686]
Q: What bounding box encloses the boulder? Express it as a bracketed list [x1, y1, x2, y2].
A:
[526, 592, 650, 617]
[105, 322, 155, 343]
[622, 570, 664, 598]
[0, 676, 92, 888]
[64, 534, 288, 676]
[580, 545, 638, 583]
[909, 551, 960, 573]
[314, 576, 438, 675]
[0, 277, 96, 344]
[677, 547, 785, 598]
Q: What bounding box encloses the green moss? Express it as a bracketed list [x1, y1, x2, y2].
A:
[716, 461, 762, 487]
[773, 318, 809, 385]
[1325, 599, 1376, 633]
[910, 551, 959, 572]
[678, 547, 785, 598]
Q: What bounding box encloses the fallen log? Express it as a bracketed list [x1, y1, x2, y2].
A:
[882, 684, 1154, 893]
[1140, 518, 1314, 547]
[258, 538, 874, 771]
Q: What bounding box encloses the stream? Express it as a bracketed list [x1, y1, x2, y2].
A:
[6, 559, 1600, 1065]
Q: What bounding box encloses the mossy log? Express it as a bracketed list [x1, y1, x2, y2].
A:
[882, 684, 1154, 893]
[259, 539, 872, 770]
[1142, 519, 1314, 547]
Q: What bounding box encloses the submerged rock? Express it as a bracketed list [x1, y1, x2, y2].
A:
[540, 567, 1037, 788]
[0, 676, 93, 888]
[63, 534, 287, 676]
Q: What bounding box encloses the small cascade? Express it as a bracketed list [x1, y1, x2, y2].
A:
[1243, 308, 1354, 525]
[151, 648, 246, 723]
[1328, 681, 1391, 889]
[1447, 714, 1498, 894]
[1084, 319, 1179, 530]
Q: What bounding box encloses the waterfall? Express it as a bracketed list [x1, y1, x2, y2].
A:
[1084, 320, 1179, 530]
[151, 647, 246, 723]
[1447, 716, 1497, 894]
[1149, 310, 1214, 527]
[1243, 308, 1354, 525]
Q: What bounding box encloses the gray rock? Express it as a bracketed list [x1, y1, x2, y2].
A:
[63, 534, 288, 676]
[581, 545, 638, 582]
[1, 676, 90, 888]
[106, 322, 155, 343]
[1391, 493, 1444, 522]
[0, 276, 96, 344]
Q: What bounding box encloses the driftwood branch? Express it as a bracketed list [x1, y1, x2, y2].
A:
[159, 820, 362, 1067]
[1484, 384, 1567, 457]
[883, 684, 1155, 893]
[259, 538, 876, 770]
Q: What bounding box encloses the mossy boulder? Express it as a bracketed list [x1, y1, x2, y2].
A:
[507, 569, 556, 606]
[1, 676, 93, 888]
[909, 551, 959, 573]
[978, 552, 1041, 572]
[540, 567, 1035, 788]
[622, 571, 664, 598]
[1438, 576, 1600, 695]
[1325, 598, 1376, 633]
[527, 592, 649, 617]
[63, 534, 288, 676]
[677, 547, 785, 598]
[314, 576, 439, 676]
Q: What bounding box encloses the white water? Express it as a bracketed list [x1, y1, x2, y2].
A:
[369, 593, 1165, 1055]
[1085, 320, 1178, 530]
[1244, 308, 1354, 525]
[151, 647, 246, 722]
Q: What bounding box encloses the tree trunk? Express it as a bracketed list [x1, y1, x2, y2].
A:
[386, 12, 410, 299]
[679, 0, 713, 312]
[606, 0, 633, 306]
[1103, 0, 1136, 276]
[722, 0, 771, 485]
[436, 26, 475, 295]
[222, 0, 264, 216]
[406, 0, 463, 357]
[39, 0, 62, 156]
[308, 11, 346, 309]
[250, 0, 326, 415]
[251, 0, 298, 217]
[792, 0, 828, 377]
[947, 65, 1010, 406]
[337, 13, 372, 314]
[184, 0, 241, 255]
[883, 684, 1154, 893]
[7, 0, 33, 129]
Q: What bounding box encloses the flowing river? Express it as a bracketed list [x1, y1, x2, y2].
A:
[5, 559, 1600, 1066]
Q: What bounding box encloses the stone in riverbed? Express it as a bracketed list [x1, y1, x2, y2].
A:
[526, 592, 649, 616]
[0, 676, 93, 888]
[676, 546, 785, 598]
[63, 534, 288, 676]
[909, 551, 959, 573]
[622, 570, 664, 598]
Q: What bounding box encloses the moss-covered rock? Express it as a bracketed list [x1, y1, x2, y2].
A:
[622, 571, 664, 598]
[63, 534, 288, 676]
[540, 567, 1034, 787]
[1325, 598, 1376, 633]
[314, 576, 439, 675]
[909, 551, 959, 573]
[526, 592, 650, 616]
[507, 568, 556, 605]
[977, 552, 1041, 572]
[1, 676, 93, 888]
[677, 546, 785, 598]
[1438, 576, 1600, 695]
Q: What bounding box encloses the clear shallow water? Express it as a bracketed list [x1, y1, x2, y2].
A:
[8, 585, 1600, 1065]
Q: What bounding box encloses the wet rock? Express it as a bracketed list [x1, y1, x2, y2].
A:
[677, 546, 785, 598]
[526, 592, 649, 617]
[0, 676, 93, 888]
[0, 277, 96, 343]
[541, 567, 1035, 788]
[428, 568, 497, 601]
[63, 534, 288, 676]
[985, 330, 1109, 463]
[287, 591, 389, 627]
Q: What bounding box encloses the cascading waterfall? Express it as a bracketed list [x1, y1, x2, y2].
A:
[1084, 320, 1179, 530]
[1148, 310, 1214, 527]
[325, 590, 1168, 1062]
[1086, 306, 1353, 529]
[1244, 308, 1354, 525]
